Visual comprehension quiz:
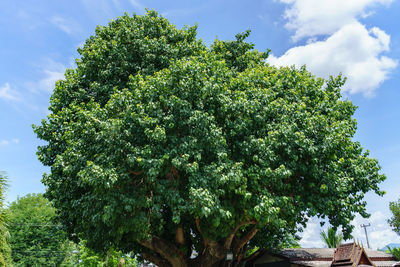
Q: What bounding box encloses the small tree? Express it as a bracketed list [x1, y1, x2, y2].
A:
[34, 10, 386, 267]
[389, 199, 400, 235]
[320, 227, 343, 248]
[8, 193, 69, 266]
[0, 172, 11, 266]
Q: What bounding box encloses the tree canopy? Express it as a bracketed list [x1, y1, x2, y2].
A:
[389, 198, 400, 236]
[33, 10, 386, 267]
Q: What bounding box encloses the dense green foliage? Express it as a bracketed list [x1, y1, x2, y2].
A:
[0, 172, 11, 266]
[8, 193, 69, 266]
[320, 227, 343, 248]
[389, 199, 400, 236]
[34, 10, 386, 266]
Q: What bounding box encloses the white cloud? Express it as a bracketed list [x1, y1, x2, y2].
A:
[0, 140, 9, 146]
[28, 60, 66, 94]
[269, 0, 397, 96]
[0, 138, 19, 147]
[350, 212, 400, 249]
[278, 0, 394, 41]
[300, 211, 400, 249]
[50, 16, 76, 35]
[299, 217, 325, 248]
[39, 69, 65, 93]
[268, 22, 398, 96]
[129, 0, 145, 13]
[0, 83, 19, 101]
[81, 0, 115, 21]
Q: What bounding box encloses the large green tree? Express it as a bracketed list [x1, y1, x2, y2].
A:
[8, 193, 69, 266]
[389, 199, 400, 235]
[33, 10, 386, 267]
[0, 172, 11, 266]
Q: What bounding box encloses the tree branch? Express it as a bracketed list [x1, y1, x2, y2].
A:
[233, 245, 248, 267]
[140, 235, 187, 267]
[128, 170, 143, 176]
[196, 217, 208, 249]
[233, 225, 258, 255]
[142, 251, 172, 267]
[223, 220, 257, 250]
[244, 248, 264, 262]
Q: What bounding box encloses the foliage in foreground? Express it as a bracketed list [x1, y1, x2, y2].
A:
[34, 10, 386, 267]
[389, 199, 400, 236]
[0, 172, 11, 266]
[320, 227, 343, 248]
[74, 241, 137, 267]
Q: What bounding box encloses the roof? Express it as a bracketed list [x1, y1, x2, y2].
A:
[279, 248, 334, 259]
[334, 242, 354, 260]
[277, 248, 395, 260]
[331, 242, 375, 267]
[250, 245, 398, 267]
[374, 261, 400, 267]
[291, 260, 332, 267]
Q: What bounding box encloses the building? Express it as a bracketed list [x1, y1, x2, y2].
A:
[246, 242, 400, 267]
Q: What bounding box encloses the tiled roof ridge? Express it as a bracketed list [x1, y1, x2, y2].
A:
[288, 256, 397, 262]
[331, 242, 376, 267]
[333, 241, 356, 262]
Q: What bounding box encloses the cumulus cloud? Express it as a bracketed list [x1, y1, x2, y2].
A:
[350, 212, 399, 249]
[268, 22, 398, 96]
[279, 0, 394, 41]
[299, 217, 325, 248]
[0, 83, 19, 101]
[300, 211, 400, 249]
[269, 0, 397, 96]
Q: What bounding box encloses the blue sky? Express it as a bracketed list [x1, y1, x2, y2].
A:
[0, 0, 399, 249]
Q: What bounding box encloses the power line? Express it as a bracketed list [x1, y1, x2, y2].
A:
[10, 223, 64, 227]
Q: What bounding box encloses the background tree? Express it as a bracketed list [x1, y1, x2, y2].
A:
[0, 172, 11, 266]
[8, 193, 69, 266]
[389, 199, 400, 235]
[7, 192, 138, 267]
[320, 227, 343, 248]
[34, 10, 386, 267]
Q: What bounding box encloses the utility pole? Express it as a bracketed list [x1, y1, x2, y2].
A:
[360, 223, 371, 248]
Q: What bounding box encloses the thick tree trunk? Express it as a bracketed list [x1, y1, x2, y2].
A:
[140, 220, 258, 267]
[140, 236, 188, 267]
[191, 240, 227, 267]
